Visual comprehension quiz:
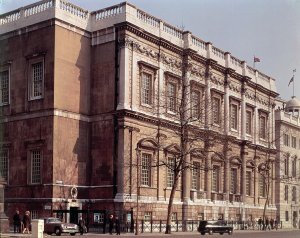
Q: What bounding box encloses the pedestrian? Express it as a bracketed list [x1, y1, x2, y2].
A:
[108, 214, 114, 235]
[274, 219, 278, 230]
[270, 218, 274, 229]
[78, 216, 85, 235]
[22, 211, 30, 234]
[115, 216, 120, 235]
[258, 217, 262, 230]
[265, 217, 270, 230]
[103, 215, 107, 234]
[13, 209, 21, 233]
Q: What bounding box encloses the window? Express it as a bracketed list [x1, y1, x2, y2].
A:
[171, 213, 177, 222]
[141, 72, 153, 106]
[144, 212, 152, 221]
[29, 61, 44, 100]
[212, 166, 220, 192]
[259, 115, 267, 139]
[198, 213, 204, 221]
[0, 69, 9, 105]
[191, 90, 201, 119]
[212, 97, 221, 125]
[31, 149, 41, 184]
[98, 213, 104, 223]
[285, 211, 289, 221]
[167, 82, 176, 112]
[141, 153, 151, 186]
[167, 157, 175, 187]
[192, 162, 200, 190]
[246, 171, 251, 196]
[292, 136, 297, 148]
[292, 158, 297, 177]
[284, 134, 290, 146]
[230, 168, 237, 194]
[246, 110, 252, 135]
[284, 185, 289, 201]
[230, 104, 238, 130]
[31, 210, 39, 220]
[292, 186, 296, 202]
[0, 149, 8, 181]
[259, 174, 265, 197]
[284, 158, 289, 176]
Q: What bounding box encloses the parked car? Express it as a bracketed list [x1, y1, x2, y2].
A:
[198, 220, 233, 235]
[44, 217, 78, 236]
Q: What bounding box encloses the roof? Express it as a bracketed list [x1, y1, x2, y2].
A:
[286, 96, 300, 110]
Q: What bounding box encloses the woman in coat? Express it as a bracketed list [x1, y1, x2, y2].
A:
[22, 211, 30, 234]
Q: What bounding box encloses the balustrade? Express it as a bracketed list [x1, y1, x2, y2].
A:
[24, 0, 53, 17]
[212, 46, 225, 59]
[94, 4, 124, 21]
[191, 36, 206, 49]
[163, 23, 183, 39]
[137, 9, 160, 27]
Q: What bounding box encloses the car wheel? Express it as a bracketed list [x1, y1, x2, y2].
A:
[70, 233, 76, 236]
[55, 228, 61, 236]
[228, 229, 233, 235]
[201, 232, 205, 235]
[220, 232, 224, 235]
[209, 229, 213, 235]
[46, 232, 52, 235]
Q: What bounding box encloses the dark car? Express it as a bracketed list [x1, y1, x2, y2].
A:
[198, 220, 233, 235]
[44, 217, 79, 236]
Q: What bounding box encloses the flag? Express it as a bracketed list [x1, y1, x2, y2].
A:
[254, 56, 260, 63]
[288, 76, 294, 86]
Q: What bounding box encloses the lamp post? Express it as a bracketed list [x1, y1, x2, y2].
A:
[135, 148, 141, 235]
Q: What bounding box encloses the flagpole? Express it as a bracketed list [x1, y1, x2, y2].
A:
[293, 71, 295, 98]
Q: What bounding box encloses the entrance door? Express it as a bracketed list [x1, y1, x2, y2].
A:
[70, 207, 79, 224]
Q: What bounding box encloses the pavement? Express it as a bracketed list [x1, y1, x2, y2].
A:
[0, 228, 295, 237]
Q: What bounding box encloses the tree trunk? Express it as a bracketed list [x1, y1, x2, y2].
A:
[165, 172, 180, 234]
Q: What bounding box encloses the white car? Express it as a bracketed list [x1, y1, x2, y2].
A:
[44, 217, 79, 236]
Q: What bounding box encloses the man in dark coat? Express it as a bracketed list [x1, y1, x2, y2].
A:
[108, 214, 114, 235]
[78, 216, 85, 235]
[115, 216, 120, 235]
[13, 209, 21, 233]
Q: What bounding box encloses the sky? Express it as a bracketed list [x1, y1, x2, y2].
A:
[1, 0, 299, 101]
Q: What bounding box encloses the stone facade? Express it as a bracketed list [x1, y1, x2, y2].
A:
[0, 0, 279, 227]
[275, 97, 300, 228]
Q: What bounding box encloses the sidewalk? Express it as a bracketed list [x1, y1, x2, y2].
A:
[1, 228, 294, 237]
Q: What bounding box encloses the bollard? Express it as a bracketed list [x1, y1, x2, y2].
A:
[31, 219, 44, 238]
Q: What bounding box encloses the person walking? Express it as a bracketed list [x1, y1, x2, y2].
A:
[270, 218, 274, 229]
[22, 211, 30, 234]
[274, 219, 278, 230]
[258, 217, 262, 230]
[108, 214, 114, 235]
[115, 216, 120, 235]
[13, 209, 21, 233]
[265, 217, 270, 230]
[78, 216, 85, 235]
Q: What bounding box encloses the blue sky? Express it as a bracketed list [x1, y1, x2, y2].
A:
[1, 0, 299, 101]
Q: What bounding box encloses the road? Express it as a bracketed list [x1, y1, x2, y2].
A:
[7, 230, 300, 238]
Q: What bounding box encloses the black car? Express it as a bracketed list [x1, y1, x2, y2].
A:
[198, 220, 233, 235]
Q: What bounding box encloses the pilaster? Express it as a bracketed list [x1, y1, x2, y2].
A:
[117, 41, 131, 110]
